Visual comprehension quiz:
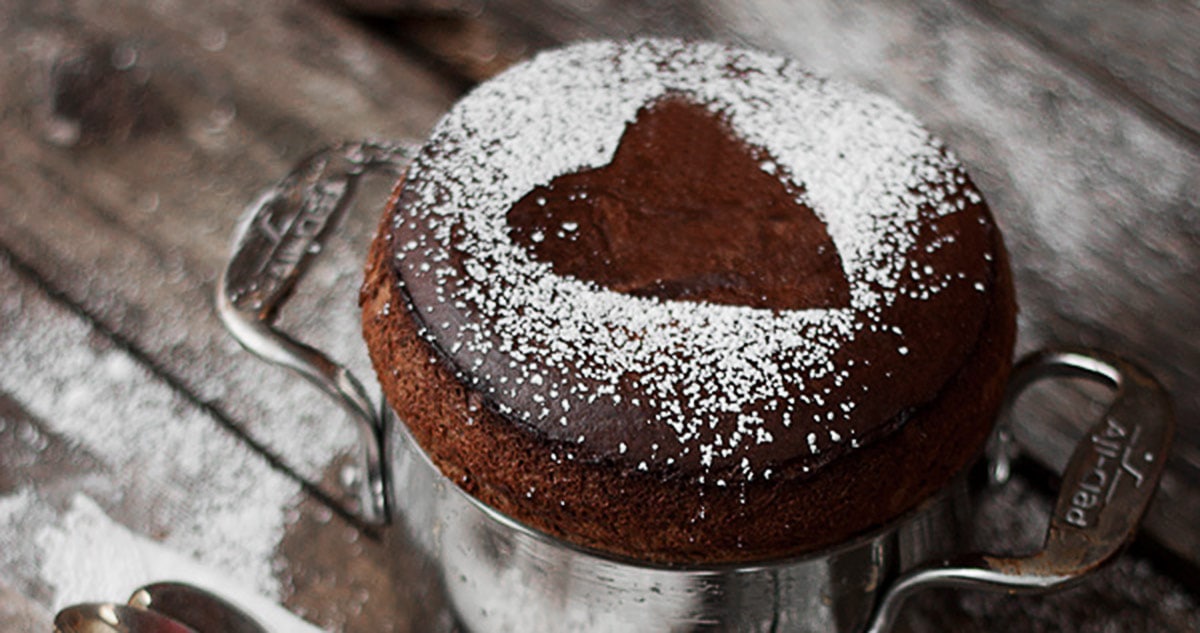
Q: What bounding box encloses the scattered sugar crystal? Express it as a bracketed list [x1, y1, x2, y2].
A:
[395, 39, 991, 482]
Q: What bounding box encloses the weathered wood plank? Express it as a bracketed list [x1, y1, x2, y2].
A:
[1, 256, 301, 618]
[0, 0, 457, 505]
[378, 11, 540, 85]
[0, 2, 459, 628]
[0, 257, 443, 632]
[4, 0, 1198, 629]
[0, 580, 51, 633]
[397, 0, 1200, 574]
[971, 0, 1200, 146]
[388, 1, 716, 81]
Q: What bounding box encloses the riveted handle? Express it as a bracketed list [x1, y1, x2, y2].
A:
[216, 140, 418, 526]
[866, 348, 1174, 633]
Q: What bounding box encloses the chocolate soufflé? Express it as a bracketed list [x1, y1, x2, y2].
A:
[360, 40, 1016, 564]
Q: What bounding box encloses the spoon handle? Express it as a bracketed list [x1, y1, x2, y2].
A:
[55, 603, 199, 633]
[129, 582, 270, 633]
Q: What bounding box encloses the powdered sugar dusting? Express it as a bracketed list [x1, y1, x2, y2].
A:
[31, 494, 321, 631]
[393, 39, 984, 479]
[0, 263, 301, 603]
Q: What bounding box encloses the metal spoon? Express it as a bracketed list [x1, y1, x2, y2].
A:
[128, 582, 269, 633]
[54, 603, 198, 633]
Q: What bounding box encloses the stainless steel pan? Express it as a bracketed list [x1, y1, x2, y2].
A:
[217, 141, 1173, 633]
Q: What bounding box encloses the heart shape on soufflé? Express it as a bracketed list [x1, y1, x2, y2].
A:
[506, 97, 851, 311]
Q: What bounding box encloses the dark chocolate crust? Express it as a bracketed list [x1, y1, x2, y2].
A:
[361, 40, 1017, 563]
[361, 187, 1016, 563]
[386, 42, 1003, 484]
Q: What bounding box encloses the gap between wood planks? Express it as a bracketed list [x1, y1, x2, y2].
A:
[352, 13, 480, 95]
[366, 1, 1200, 154]
[0, 242, 384, 539]
[9, 0, 1197, 602]
[957, 0, 1200, 153]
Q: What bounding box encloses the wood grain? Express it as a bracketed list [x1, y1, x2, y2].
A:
[0, 254, 434, 631]
[972, 0, 1200, 146]
[0, 0, 456, 502]
[2, 0, 1198, 629]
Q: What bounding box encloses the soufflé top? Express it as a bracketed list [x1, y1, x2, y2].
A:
[361, 39, 1016, 563]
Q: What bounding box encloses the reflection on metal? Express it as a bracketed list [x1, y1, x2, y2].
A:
[217, 142, 1174, 632]
[54, 583, 269, 633]
[216, 140, 418, 527]
[129, 582, 268, 633]
[864, 349, 1174, 633]
[388, 408, 963, 632]
[54, 603, 198, 633]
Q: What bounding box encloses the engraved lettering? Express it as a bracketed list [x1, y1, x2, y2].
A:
[1072, 490, 1099, 509]
[1079, 467, 1107, 494]
[263, 196, 337, 281]
[241, 178, 349, 312]
[1065, 507, 1088, 528]
[1119, 425, 1146, 487]
[277, 230, 312, 266]
[257, 215, 283, 243]
[1092, 436, 1120, 457]
[1062, 419, 1144, 529]
[1105, 417, 1128, 438]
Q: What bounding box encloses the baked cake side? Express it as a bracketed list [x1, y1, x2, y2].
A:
[361, 40, 1017, 563]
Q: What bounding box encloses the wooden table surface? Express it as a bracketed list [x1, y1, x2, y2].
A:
[2, 0, 1198, 631]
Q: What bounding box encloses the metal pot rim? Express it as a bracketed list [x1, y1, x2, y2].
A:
[383, 401, 966, 573]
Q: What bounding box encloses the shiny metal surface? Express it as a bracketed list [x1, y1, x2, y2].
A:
[217, 141, 1175, 632]
[54, 604, 198, 633]
[216, 140, 418, 526]
[54, 584, 272, 633]
[386, 403, 968, 633]
[128, 582, 269, 633]
[864, 349, 1174, 633]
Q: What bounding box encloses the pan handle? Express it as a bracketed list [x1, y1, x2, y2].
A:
[865, 348, 1174, 633]
[216, 140, 418, 526]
